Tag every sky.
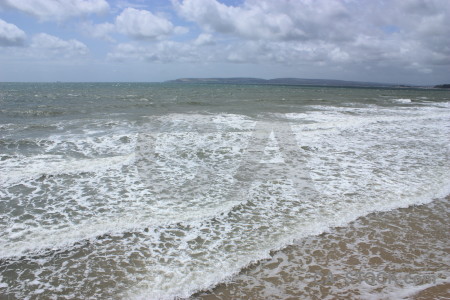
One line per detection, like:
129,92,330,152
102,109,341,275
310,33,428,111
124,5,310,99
0,0,449,84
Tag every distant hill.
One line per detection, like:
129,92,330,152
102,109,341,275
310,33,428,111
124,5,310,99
166,77,398,87
434,84,450,89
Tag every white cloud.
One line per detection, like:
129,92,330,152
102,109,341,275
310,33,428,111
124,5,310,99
0,18,26,46
115,7,186,40
81,21,116,41
194,33,214,46
220,40,350,65
114,0,149,11
173,0,349,41
0,0,109,22
107,41,199,63
83,7,187,41
31,33,89,57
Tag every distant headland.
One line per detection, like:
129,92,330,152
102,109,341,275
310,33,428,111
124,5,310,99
434,84,450,89
166,77,444,89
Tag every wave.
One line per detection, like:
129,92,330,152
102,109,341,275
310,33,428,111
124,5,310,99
1,103,449,298
0,109,66,117
0,154,134,187
392,98,412,103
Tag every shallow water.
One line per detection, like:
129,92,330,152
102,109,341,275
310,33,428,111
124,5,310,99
194,197,450,300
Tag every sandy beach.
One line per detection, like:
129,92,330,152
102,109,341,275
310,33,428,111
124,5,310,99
194,196,450,299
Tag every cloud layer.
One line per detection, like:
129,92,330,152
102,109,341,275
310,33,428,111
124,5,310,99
173,0,349,41
168,0,450,72
0,0,449,83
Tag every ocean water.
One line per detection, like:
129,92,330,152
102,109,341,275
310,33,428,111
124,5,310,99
0,83,449,299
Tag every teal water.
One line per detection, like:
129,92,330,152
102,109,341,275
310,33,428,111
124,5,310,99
0,83,449,298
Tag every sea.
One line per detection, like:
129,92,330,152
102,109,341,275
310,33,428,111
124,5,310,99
0,83,449,299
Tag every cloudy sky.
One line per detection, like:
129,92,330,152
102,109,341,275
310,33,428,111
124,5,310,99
0,0,449,84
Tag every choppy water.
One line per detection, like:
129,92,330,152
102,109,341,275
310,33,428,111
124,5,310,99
0,83,449,299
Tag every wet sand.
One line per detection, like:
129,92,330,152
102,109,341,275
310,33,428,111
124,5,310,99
192,196,449,299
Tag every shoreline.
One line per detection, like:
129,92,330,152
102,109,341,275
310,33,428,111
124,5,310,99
192,196,450,299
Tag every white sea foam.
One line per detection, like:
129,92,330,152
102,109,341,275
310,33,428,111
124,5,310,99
0,154,134,186
357,278,450,300
393,98,412,103
127,106,449,298
1,98,449,299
